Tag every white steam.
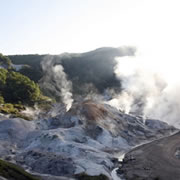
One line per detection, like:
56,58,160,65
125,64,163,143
53,65,73,111
41,56,73,111
110,52,180,127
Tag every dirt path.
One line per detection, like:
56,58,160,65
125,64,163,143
120,131,180,180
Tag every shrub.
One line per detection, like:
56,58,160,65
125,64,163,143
0,159,40,180
0,96,4,104
0,103,18,114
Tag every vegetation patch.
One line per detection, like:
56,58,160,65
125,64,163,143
0,53,12,69
0,54,52,118
0,159,40,180
0,103,32,120
75,173,109,180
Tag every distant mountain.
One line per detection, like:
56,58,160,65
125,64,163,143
9,47,136,100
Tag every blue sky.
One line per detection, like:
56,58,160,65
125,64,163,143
1,0,180,55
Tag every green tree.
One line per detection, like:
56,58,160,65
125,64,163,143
0,69,7,91
4,71,41,104
0,53,12,69
0,68,41,105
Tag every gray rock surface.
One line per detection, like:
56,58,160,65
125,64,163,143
0,100,177,179
16,150,75,176
0,177,7,180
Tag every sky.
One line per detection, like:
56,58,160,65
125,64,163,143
0,0,180,55
1,0,180,125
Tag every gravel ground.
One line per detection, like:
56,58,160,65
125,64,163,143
120,131,180,180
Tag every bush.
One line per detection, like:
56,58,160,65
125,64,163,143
0,96,4,104
0,103,18,114
0,159,40,180
0,103,31,120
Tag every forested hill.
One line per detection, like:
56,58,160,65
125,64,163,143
8,47,135,97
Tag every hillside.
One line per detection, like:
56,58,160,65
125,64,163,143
9,47,135,99
0,54,50,119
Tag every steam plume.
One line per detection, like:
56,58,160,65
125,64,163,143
37,47,180,128
111,53,180,127
40,56,73,111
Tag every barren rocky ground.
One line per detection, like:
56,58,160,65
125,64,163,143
120,131,180,180
0,100,177,179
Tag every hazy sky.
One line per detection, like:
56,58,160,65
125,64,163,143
1,0,180,55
